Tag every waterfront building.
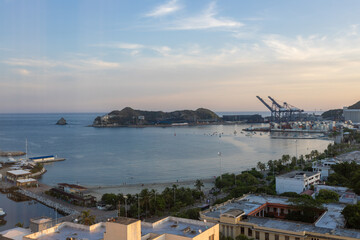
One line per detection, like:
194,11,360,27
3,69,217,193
312,158,341,180
22,216,219,240
275,171,321,194
6,170,31,182
200,194,360,240
49,183,96,207
16,178,38,187
343,107,360,123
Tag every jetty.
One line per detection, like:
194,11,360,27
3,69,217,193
29,155,66,163
0,151,25,157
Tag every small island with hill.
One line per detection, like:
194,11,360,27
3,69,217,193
92,107,221,127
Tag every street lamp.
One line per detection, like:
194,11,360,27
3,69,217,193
218,151,222,180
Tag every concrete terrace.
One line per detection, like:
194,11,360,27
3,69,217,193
203,195,290,219
141,217,215,237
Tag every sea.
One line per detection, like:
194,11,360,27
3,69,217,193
0,111,331,231
0,111,330,186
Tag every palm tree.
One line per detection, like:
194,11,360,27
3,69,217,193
194,179,204,191
78,210,96,226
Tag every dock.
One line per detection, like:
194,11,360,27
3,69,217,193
29,155,66,163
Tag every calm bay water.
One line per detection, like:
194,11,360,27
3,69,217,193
0,113,332,186
0,192,63,232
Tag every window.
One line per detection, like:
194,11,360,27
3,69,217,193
295,238,300,240
281,208,284,214
241,227,244,235
265,233,269,240
255,231,260,240
275,234,279,240
209,235,214,240
274,207,277,213
285,236,289,240
230,227,233,238
248,228,253,237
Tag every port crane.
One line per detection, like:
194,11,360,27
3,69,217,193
256,96,304,123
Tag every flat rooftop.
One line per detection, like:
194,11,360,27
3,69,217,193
141,217,215,237
337,150,360,163
36,225,106,240
203,195,289,219
277,171,319,179
115,217,139,225
202,194,360,239
7,169,31,175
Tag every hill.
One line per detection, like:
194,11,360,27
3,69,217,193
92,107,220,127
321,100,360,120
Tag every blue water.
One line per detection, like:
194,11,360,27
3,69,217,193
0,192,64,232
0,113,332,186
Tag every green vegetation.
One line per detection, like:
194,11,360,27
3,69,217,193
327,161,360,194
30,163,44,174
15,222,24,227
315,189,339,203
342,202,360,229
78,210,96,226
101,185,204,219
287,196,325,223
174,208,200,220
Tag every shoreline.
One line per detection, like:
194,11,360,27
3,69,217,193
84,178,216,199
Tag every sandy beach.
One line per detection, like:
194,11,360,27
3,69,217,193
85,178,216,200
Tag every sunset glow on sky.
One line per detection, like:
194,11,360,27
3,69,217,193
1,0,360,113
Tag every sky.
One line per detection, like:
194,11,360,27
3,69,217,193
1,0,360,113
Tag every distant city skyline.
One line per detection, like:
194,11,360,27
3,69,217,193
1,0,360,113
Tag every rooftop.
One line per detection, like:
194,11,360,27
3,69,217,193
202,195,289,219
277,170,319,179
17,178,37,183
32,223,106,240
114,217,139,225
0,227,31,240
201,194,360,239
7,169,31,175
30,217,52,224
141,217,215,237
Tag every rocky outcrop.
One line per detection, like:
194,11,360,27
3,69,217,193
321,100,360,120
92,107,220,127
56,117,67,125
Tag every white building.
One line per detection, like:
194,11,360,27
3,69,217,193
312,158,341,180
343,107,360,123
276,171,321,194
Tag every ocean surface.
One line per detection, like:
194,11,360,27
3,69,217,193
0,113,332,186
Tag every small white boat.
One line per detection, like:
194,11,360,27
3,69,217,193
0,208,6,217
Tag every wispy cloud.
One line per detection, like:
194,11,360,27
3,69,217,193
93,42,144,50
3,58,120,71
145,0,181,17
169,2,243,30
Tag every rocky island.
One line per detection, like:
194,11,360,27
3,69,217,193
92,107,220,127
56,117,67,125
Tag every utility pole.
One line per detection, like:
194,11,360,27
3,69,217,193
218,152,222,180
124,196,128,218
118,201,121,218
137,195,140,219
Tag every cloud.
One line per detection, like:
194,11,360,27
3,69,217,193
94,42,144,50
15,69,30,76
3,58,120,71
169,2,243,30
145,0,181,17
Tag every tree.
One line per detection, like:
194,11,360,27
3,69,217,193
15,222,24,227
315,189,339,203
195,179,204,191
236,234,253,240
342,202,360,229
78,210,96,226
257,162,266,171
